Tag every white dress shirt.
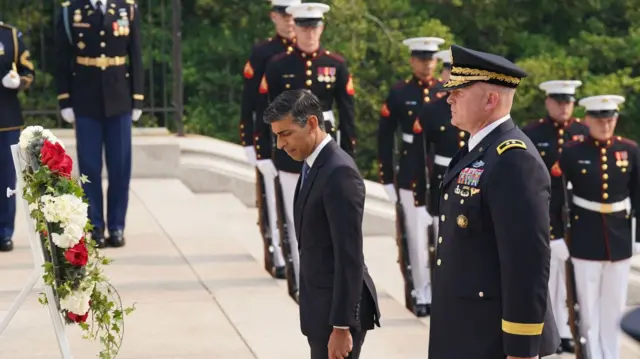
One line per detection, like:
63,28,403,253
305,134,332,169
467,114,511,151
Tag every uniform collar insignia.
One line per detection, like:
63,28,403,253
472,160,484,168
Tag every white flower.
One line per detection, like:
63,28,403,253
38,194,88,248
51,232,81,249
60,287,93,315
18,125,44,150
41,129,65,149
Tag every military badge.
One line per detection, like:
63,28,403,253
550,161,562,177
73,10,82,23
345,75,355,95
243,61,254,79
457,215,468,228
77,41,86,50
380,103,390,118
259,75,268,94
472,160,484,168
412,118,422,134
572,134,584,141
458,168,484,187
0,42,4,56
454,185,470,197
615,151,629,167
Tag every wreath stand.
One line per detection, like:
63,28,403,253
1,144,74,358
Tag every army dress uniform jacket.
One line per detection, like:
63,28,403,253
522,116,589,240
0,23,35,131
557,135,640,261
254,46,356,174
55,0,144,119
376,76,444,200
239,34,294,147
428,118,560,359
412,93,468,214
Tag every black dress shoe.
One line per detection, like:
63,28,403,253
0,237,13,252
272,266,286,279
91,228,107,248
107,230,126,248
414,303,431,317
559,338,575,353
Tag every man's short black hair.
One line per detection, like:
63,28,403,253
263,89,324,129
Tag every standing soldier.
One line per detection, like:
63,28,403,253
433,49,451,82
557,94,640,359
0,22,35,252
254,2,357,302
240,0,300,280
54,0,144,248
377,37,445,317
521,80,588,354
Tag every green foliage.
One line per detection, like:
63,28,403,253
7,0,640,181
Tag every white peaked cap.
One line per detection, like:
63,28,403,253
578,95,625,111
434,49,451,63
286,3,330,18
402,37,445,52
271,0,302,7
538,80,582,95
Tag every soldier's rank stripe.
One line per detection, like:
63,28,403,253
497,139,527,155
501,320,544,336
57,93,70,100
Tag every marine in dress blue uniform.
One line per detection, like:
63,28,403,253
54,0,144,248
521,80,589,354
556,94,640,359
0,22,35,251
376,37,446,317
428,44,560,359
240,0,300,281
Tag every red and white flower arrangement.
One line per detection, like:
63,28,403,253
17,126,134,358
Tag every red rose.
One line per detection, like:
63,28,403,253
67,311,89,323
40,140,73,178
64,239,88,267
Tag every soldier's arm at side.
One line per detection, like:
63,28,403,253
128,1,144,110
239,47,263,147
376,91,397,185
412,105,430,207
629,145,640,242
54,5,73,109
16,31,35,90
253,65,275,160
335,61,356,157
488,148,551,357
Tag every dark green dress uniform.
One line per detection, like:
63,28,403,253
428,44,560,359
54,0,144,248
0,22,35,251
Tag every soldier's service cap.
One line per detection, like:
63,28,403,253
440,45,528,91
578,94,625,118
539,80,582,102
286,3,330,28
270,0,302,14
434,49,452,69
402,37,445,60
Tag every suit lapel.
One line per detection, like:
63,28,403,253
294,140,337,241
442,119,516,187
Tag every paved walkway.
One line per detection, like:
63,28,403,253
0,179,637,358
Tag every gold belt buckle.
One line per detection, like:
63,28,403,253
95,56,108,69
600,203,613,213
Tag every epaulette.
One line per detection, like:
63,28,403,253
617,136,638,147
497,139,527,155
324,50,345,63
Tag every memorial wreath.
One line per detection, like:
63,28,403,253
16,126,134,359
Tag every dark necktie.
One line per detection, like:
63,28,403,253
301,162,310,188
95,1,104,22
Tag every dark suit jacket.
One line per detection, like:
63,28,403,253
294,139,381,339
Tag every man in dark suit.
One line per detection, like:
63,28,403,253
263,89,380,359
428,44,560,359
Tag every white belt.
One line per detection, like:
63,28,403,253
323,111,335,126
434,154,452,167
572,195,631,214
401,133,413,144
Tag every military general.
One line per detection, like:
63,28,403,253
428,44,560,359
0,22,35,252
54,0,144,248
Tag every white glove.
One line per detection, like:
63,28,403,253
244,146,257,166
132,109,142,122
60,108,76,124
417,206,434,227
550,238,570,261
634,242,640,255
383,184,397,203
256,159,277,180
2,70,19,89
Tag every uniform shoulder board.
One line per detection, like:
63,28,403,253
324,50,345,63
617,136,638,147
497,139,527,155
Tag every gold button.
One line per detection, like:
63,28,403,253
558,138,564,145
601,148,607,154
558,129,564,135
459,141,465,147
550,226,553,231
305,80,312,86
603,193,609,200
415,201,419,205
100,42,105,48
460,199,464,204
581,169,586,174
444,194,448,200
408,110,413,115
287,46,293,52
622,168,627,173
603,174,609,180
540,151,546,156
326,84,331,89
574,215,579,220
441,215,445,222
437,259,442,266
479,292,484,298
558,148,563,153
602,156,607,162
459,131,465,138
306,70,312,76
424,97,430,102
423,88,429,94
603,183,608,190
440,126,446,131
551,234,555,239
302,53,307,58
100,30,105,36
602,164,608,170
285,84,290,88
438,237,443,244
306,61,312,67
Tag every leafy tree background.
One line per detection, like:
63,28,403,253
6,0,640,181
